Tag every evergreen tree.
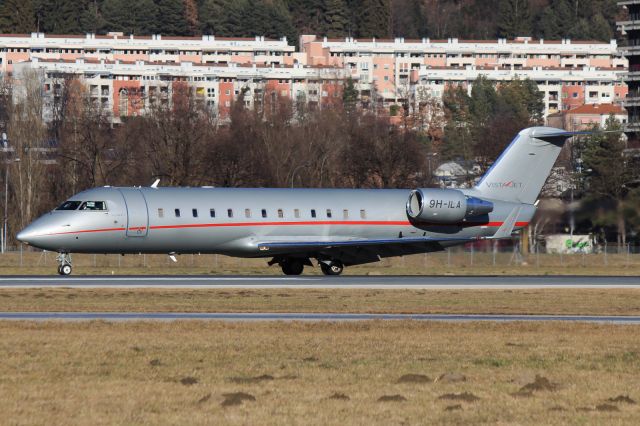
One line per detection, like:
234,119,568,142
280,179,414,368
497,0,531,38
155,0,187,35
357,0,390,38
0,0,35,33
79,0,104,34
589,13,612,41
267,0,295,41
102,0,158,35
199,0,225,34
324,0,348,37
342,77,358,112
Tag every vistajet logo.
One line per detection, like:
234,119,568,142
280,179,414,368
485,180,524,189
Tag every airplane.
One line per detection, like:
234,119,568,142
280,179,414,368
17,126,582,276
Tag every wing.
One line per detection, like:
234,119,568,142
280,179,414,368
256,236,473,266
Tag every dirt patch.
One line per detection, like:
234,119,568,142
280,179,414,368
328,392,350,401
607,395,636,404
436,373,466,383
303,356,318,362
397,374,431,384
378,394,407,402
444,404,462,411
437,392,480,402
576,406,594,412
519,375,557,392
221,392,256,407
197,393,211,404
548,405,566,411
510,389,533,398
596,404,620,412
149,359,161,367
180,376,198,386
229,374,274,384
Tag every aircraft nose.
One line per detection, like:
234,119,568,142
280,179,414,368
17,224,44,246
16,228,33,244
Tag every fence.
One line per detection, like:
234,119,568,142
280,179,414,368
1,244,639,274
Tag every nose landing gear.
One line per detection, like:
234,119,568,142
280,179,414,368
56,253,73,276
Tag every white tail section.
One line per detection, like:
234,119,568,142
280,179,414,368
475,127,584,204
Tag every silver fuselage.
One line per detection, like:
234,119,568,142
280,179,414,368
17,186,534,258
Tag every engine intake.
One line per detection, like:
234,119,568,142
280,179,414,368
406,189,493,224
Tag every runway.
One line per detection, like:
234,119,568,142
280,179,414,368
0,275,638,289
0,311,639,323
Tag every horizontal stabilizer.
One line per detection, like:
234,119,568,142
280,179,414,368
489,206,521,239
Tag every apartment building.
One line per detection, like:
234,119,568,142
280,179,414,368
12,57,349,122
0,32,302,73
618,1,640,134
301,35,627,115
0,32,629,123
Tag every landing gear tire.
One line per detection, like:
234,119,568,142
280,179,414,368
320,260,343,276
281,259,304,275
56,253,73,276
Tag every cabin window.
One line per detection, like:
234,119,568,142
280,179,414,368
227,209,233,218
175,208,181,218
261,209,267,218
192,208,198,218
343,209,349,219
245,209,251,218
360,209,366,219
294,209,300,218
158,208,164,218
311,209,316,218
326,209,332,218
277,209,284,218
56,200,81,210
79,201,107,211
210,209,215,218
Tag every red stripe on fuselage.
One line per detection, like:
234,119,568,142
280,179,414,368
40,221,530,236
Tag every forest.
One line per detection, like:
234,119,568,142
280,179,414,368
0,0,623,43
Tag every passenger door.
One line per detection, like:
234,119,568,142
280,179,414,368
118,188,149,237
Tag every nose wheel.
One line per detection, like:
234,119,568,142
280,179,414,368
56,253,73,276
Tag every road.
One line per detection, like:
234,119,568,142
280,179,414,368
0,275,638,289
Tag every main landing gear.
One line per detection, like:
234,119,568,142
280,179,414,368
56,253,73,276
269,257,344,276
320,260,344,276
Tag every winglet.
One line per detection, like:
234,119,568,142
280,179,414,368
490,206,521,239
151,178,160,189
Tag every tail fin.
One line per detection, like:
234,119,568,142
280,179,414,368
475,127,587,204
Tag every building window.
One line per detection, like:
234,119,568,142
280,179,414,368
192,208,198,218
311,209,316,218
227,209,233,218
326,209,332,218
261,209,267,218
158,208,164,218
175,208,181,218
210,209,215,218
343,209,349,219
277,209,284,218
245,208,251,218
360,209,366,219
294,209,300,218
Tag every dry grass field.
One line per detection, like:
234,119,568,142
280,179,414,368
1,250,640,275
0,321,639,425
1,288,640,316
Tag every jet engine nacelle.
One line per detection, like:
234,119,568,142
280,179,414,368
406,188,494,224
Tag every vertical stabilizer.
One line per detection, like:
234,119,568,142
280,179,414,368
474,127,582,204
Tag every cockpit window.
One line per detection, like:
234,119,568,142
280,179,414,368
56,201,81,210
79,201,107,211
